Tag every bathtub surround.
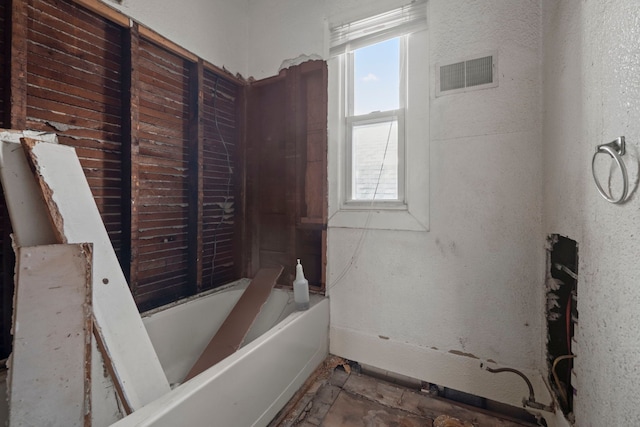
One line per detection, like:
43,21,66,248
113,284,329,426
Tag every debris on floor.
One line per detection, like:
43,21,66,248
433,415,475,427
269,357,542,427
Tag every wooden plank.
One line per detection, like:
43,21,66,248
70,0,129,28
10,243,92,427
19,137,171,410
0,130,59,247
122,22,139,291
8,0,27,129
184,266,283,381
188,59,204,294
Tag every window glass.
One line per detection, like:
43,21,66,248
351,119,398,200
353,38,400,115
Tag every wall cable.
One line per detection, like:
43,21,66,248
327,119,394,292
209,75,234,288
327,36,406,293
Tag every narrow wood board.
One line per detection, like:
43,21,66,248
20,138,170,410
0,130,59,247
9,244,92,427
184,266,283,381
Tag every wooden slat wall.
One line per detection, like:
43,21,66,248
201,69,239,290
25,0,124,258
135,38,191,308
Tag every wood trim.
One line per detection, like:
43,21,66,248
68,0,247,85
203,59,245,86
7,0,27,129
138,25,197,62
71,0,129,27
121,22,140,295
188,59,204,294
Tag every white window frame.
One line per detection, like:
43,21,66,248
328,3,429,232
344,36,407,208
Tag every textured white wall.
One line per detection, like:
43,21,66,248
543,0,640,425
107,0,249,77
247,0,548,408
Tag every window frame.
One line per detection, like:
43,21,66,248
343,36,407,209
327,4,429,232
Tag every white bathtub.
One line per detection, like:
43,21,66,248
111,279,329,427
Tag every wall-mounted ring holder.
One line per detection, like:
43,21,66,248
592,136,629,204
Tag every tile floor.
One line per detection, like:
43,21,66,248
269,357,542,427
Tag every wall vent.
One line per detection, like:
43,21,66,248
436,53,497,96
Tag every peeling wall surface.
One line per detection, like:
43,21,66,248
108,0,249,77
543,0,640,425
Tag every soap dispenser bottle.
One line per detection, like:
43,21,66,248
293,259,310,311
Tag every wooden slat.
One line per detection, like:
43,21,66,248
188,60,204,293
26,0,124,259
184,266,282,381
122,22,139,289
8,0,28,129
136,38,191,302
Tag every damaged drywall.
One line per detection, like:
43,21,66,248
278,54,323,74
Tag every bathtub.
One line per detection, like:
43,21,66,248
111,279,329,427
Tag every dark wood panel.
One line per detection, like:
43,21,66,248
136,38,191,300
246,62,328,288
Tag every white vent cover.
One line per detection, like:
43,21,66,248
436,53,498,96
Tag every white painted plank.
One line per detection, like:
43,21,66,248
9,244,92,427
22,139,170,410
0,130,59,247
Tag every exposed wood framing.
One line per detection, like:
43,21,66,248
246,62,328,289
121,22,140,292
7,0,27,129
188,59,204,294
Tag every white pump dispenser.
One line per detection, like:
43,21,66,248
293,259,310,311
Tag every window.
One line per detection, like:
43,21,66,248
346,37,405,204
328,2,429,231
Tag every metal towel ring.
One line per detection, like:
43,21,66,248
592,136,628,204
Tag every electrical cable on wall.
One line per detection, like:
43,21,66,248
328,120,394,291
328,38,407,293
209,75,234,288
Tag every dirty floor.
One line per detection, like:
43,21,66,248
269,357,541,427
